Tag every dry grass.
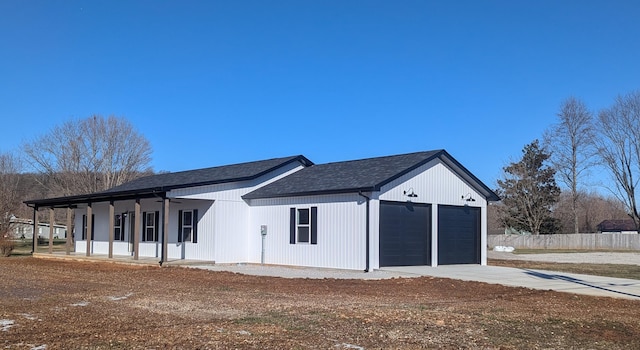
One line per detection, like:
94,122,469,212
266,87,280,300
489,258,640,280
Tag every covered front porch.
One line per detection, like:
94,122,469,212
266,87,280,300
25,189,213,263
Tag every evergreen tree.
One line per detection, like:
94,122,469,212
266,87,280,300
497,140,561,234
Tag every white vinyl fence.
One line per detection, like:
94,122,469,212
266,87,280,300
488,234,640,250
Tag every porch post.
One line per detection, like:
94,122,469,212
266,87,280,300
133,198,140,260
66,207,72,255
162,197,170,264
31,206,38,254
48,208,54,254
86,203,92,257
108,201,114,259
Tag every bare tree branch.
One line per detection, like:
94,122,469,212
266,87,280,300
0,152,22,237
543,96,595,233
594,91,640,229
23,115,153,197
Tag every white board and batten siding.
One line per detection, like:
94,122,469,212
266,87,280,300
74,198,216,261
377,158,488,266
248,193,368,270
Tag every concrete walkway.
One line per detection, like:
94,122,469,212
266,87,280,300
382,265,640,300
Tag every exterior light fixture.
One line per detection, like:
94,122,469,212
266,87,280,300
404,188,418,198
462,193,476,202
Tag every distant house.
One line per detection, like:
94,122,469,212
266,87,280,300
24,150,499,270
8,216,68,239
597,219,638,234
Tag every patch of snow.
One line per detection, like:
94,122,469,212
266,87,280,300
71,301,90,307
109,292,133,301
236,330,251,335
493,245,515,252
335,343,364,350
31,345,47,350
1,319,15,331
21,313,37,320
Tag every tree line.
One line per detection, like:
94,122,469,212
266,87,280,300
495,91,640,234
0,115,153,240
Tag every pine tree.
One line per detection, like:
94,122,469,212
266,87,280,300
497,140,561,234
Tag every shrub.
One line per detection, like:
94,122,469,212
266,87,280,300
0,239,15,257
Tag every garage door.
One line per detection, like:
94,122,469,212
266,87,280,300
438,205,481,265
379,201,431,266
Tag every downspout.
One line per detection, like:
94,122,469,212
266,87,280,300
358,191,370,272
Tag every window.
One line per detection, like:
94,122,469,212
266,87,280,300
142,211,159,242
81,214,95,240
290,207,317,244
114,214,123,241
178,209,198,243
297,209,310,243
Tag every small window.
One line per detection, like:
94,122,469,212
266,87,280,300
143,211,159,242
114,215,122,241
82,214,95,240
178,209,198,243
297,209,310,243
290,207,317,245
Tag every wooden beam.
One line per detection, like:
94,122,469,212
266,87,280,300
133,199,140,260
32,206,38,254
66,207,72,255
108,201,114,259
162,198,170,264
48,208,54,254
86,204,92,257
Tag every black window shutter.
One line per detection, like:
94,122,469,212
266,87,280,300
154,211,160,242
289,208,296,244
178,210,183,243
119,215,125,241
193,209,198,243
142,212,147,242
91,214,95,240
82,215,86,240
311,206,318,245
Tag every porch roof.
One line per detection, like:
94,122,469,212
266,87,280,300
24,155,313,208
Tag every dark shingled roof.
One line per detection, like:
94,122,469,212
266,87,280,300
24,155,312,207
597,219,638,232
243,150,499,201
102,155,312,193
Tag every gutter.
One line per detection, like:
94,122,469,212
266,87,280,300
358,191,370,272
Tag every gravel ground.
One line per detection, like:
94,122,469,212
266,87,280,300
488,250,640,265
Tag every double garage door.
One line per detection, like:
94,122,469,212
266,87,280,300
379,201,480,266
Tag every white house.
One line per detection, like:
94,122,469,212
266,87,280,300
8,216,67,240
25,150,499,271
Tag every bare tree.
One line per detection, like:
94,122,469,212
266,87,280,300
0,152,22,238
543,97,595,233
496,140,561,235
23,115,153,196
552,191,627,233
594,91,640,229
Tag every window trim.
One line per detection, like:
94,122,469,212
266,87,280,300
142,211,159,242
290,206,317,245
178,209,198,243
114,214,123,241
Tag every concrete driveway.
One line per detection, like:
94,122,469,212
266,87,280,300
381,265,640,300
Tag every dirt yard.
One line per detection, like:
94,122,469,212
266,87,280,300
1,257,639,349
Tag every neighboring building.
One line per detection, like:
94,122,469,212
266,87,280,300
597,219,639,234
24,150,499,270
8,216,68,239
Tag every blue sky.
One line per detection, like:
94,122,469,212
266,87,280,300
1,1,639,188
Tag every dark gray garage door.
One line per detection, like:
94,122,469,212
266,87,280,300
438,205,481,265
379,201,431,266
